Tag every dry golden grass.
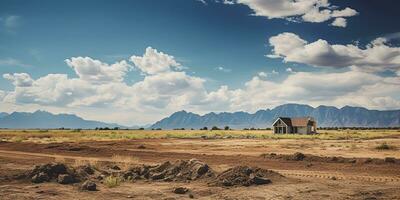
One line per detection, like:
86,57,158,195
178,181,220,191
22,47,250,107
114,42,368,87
0,129,399,143
71,158,101,168
104,176,122,188
110,154,139,170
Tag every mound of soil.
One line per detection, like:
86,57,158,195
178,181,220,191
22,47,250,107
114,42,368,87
27,163,77,184
209,166,282,187
17,163,100,185
122,159,214,182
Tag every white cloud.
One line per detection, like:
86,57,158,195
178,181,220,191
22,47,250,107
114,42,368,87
204,70,400,112
2,47,399,125
257,70,278,78
258,72,267,77
331,17,347,27
268,32,400,73
196,0,208,5
65,57,130,83
222,0,358,27
1,47,208,124
3,73,33,87
215,66,232,72
130,47,182,75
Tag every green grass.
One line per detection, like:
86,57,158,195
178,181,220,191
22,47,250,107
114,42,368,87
0,129,398,143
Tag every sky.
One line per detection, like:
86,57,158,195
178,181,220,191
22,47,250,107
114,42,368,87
0,0,399,126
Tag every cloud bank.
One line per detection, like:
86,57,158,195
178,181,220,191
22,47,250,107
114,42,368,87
1,45,399,125
268,32,400,74
222,0,358,27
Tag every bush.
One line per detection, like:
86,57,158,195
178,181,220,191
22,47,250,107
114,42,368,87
224,126,230,130
375,143,393,150
104,176,122,188
211,126,220,130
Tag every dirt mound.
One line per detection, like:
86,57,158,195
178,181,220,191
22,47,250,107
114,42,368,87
26,163,77,184
17,163,100,185
74,164,101,181
209,166,282,187
122,158,214,182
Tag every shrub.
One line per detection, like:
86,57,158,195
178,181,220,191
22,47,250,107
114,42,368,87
12,136,24,143
211,126,220,130
224,126,230,130
375,143,393,150
104,176,122,188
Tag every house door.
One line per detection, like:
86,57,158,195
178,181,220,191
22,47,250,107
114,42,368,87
283,127,286,133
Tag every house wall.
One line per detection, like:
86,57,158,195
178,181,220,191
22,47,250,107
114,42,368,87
273,119,290,134
296,126,308,134
274,126,289,134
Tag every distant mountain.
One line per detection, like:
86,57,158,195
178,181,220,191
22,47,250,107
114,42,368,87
0,110,124,129
0,112,8,119
151,104,400,129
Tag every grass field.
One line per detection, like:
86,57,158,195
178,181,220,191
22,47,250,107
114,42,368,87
0,129,399,143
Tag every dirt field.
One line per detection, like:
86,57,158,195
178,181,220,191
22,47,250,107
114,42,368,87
0,130,399,199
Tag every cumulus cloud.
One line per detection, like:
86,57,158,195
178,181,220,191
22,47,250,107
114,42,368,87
331,17,346,27
130,47,182,75
2,46,400,124
204,70,400,111
65,57,130,83
258,72,267,77
3,73,33,87
222,0,358,27
2,47,208,118
268,32,400,73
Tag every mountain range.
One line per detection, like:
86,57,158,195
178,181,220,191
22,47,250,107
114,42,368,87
0,104,399,129
0,110,124,129
151,104,400,129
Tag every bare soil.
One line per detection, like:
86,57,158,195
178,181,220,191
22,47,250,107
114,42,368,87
0,137,399,200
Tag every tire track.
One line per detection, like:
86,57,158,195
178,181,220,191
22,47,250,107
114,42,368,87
274,169,400,183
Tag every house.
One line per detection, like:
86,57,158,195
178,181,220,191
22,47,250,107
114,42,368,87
272,117,317,134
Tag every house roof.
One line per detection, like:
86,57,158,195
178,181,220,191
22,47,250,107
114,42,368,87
291,117,313,126
273,117,315,127
279,117,292,126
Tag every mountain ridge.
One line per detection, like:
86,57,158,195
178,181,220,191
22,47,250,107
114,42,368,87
0,110,126,129
151,104,400,129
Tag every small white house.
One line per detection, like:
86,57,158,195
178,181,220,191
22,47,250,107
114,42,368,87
272,117,317,134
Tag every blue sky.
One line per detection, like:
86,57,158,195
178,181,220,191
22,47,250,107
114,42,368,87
1,0,400,125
